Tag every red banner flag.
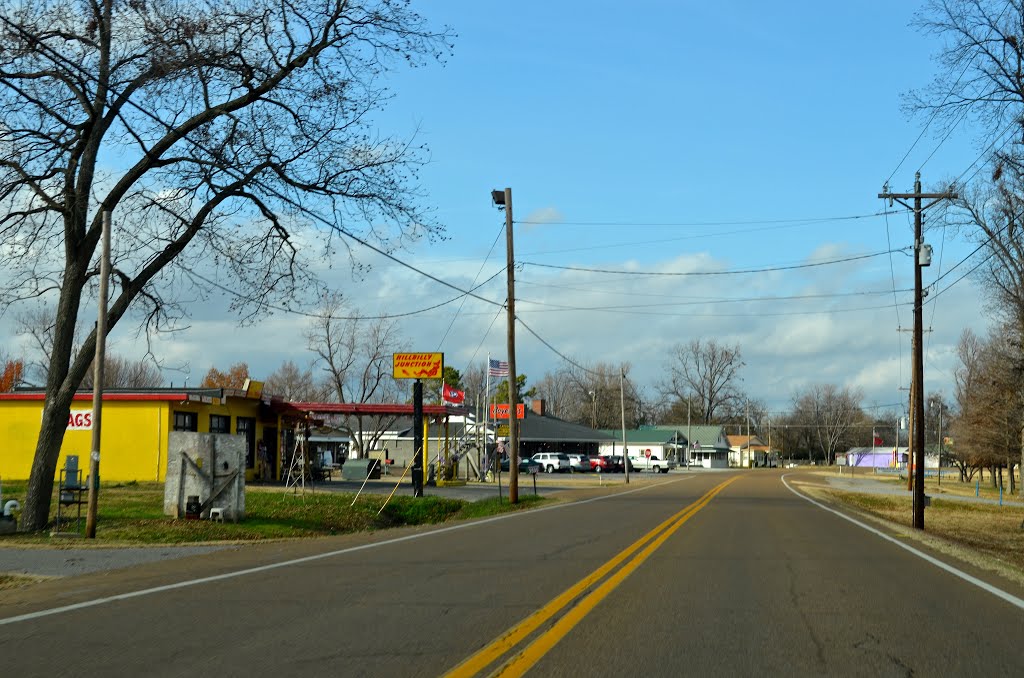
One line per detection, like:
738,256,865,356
442,383,465,405
873,435,883,446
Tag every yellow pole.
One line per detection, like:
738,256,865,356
423,416,429,482
377,463,413,516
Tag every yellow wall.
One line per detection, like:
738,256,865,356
0,396,271,483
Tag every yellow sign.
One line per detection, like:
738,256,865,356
393,352,444,379
243,379,264,399
496,424,510,437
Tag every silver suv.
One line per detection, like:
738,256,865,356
567,453,591,472
531,452,570,473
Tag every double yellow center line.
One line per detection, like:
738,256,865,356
445,475,739,678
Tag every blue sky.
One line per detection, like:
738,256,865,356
2,1,992,420
325,1,985,414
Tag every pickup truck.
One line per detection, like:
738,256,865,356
628,454,677,473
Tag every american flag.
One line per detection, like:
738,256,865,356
488,358,510,378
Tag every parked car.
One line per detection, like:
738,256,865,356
531,452,571,473
590,455,612,473
567,453,591,473
607,455,634,473
500,456,542,474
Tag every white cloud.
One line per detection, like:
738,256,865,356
520,207,564,232
0,221,992,422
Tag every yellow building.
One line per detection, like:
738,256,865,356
0,387,290,482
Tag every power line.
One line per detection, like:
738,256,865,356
180,264,505,320
465,304,507,372
521,247,908,277
436,223,506,349
448,297,913,319
882,201,906,390
515,316,602,378
516,278,913,304
514,210,901,228
511,301,912,318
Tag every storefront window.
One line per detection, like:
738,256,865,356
210,414,231,434
173,411,198,432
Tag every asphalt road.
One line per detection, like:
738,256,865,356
2,470,1023,677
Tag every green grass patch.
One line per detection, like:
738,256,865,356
0,481,549,545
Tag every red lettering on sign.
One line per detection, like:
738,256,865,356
66,410,94,430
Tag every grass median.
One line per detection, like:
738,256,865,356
0,480,548,546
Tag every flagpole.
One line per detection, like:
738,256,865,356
441,377,447,475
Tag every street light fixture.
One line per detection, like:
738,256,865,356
588,390,596,428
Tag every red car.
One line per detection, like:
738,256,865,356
589,455,612,473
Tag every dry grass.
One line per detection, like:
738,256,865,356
0,573,51,591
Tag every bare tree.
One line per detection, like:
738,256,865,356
910,1,1024,491
461,362,486,413
531,361,644,429
718,397,770,438
306,295,407,457
81,354,162,389
20,305,160,388
659,339,744,425
264,360,328,402
1,1,452,530
16,305,70,386
952,328,1023,491
531,367,583,422
790,384,865,465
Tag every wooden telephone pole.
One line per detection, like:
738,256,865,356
879,173,956,530
85,210,111,538
492,187,519,504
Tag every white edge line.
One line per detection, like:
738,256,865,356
0,474,694,626
782,473,1024,611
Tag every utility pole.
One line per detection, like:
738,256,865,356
745,399,750,468
493,187,519,504
879,173,957,530
907,367,915,494
686,400,691,469
936,402,943,489
85,210,111,539
620,367,629,484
